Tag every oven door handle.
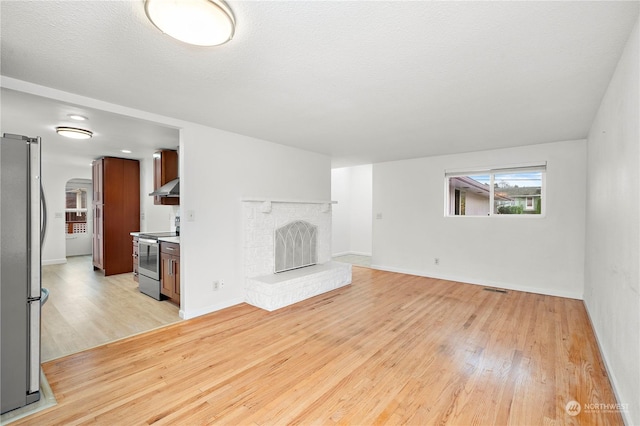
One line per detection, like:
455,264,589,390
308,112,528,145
139,238,158,245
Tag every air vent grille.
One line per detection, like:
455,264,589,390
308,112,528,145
483,287,508,294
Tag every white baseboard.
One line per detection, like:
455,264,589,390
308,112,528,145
332,251,372,257
369,263,583,300
332,251,351,257
583,301,633,426
349,251,372,257
180,296,245,320
42,258,67,266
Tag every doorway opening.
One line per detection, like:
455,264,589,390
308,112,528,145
64,178,92,257
330,164,373,268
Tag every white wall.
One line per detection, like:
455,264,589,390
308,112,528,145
584,17,639,426
372,139,587,299
331,168,352,256
349,165,373,255
179,123,331,319
331,165,372,256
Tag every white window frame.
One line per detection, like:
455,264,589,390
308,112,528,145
444,162,546,218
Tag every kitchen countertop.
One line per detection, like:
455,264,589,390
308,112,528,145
130,231,180,244
159,236,180,244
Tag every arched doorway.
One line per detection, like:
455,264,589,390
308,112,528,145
64,178,92,257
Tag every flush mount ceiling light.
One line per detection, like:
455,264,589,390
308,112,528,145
56,127,93,140
144,0,235,47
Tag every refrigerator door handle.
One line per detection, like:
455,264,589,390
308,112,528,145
41,183,47,247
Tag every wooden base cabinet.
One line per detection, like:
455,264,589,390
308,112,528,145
132,236,139,282
92,157,140,276
160,242,180,305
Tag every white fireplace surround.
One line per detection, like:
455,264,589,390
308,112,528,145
243,200,332,276
242,200,352,311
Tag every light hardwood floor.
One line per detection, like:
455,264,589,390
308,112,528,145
18,267,621,425
41,256,181,361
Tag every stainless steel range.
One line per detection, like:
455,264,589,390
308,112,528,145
137,232,176,300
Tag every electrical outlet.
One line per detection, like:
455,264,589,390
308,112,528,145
213,280,219,291
434,258,440,265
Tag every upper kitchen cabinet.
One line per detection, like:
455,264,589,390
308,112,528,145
153,149,179,205
92,157,140,276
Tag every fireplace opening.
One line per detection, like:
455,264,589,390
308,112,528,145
274,220,318,273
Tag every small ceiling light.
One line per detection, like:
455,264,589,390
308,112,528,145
121,149,132,154
144,0,235,47
56,127,93,140
68,114,88,121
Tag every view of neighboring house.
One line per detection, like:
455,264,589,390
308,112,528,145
449,176,492,216
448,171,543,216
494,185,542,214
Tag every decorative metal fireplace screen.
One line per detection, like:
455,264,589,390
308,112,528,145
274,220,318,273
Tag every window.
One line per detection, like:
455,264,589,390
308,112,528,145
65,188,88,234
446,164,545,216
526,197,534,209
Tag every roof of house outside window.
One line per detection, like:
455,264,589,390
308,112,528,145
495,186,541,198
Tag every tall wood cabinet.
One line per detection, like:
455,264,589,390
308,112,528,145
153,149,179,205
92,157,140,276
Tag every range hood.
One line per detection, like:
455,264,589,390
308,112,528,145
149,178,179,197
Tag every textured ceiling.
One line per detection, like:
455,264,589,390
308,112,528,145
1,1,638,167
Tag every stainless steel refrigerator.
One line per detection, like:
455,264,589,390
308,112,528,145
1,133,45,414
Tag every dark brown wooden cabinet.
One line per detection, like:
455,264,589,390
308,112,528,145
160,242,180,305
153,149,179,205
92,157,140,276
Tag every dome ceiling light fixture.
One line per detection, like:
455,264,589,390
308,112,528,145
67,114,88,121
144,0,235,47
56,127,93,140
